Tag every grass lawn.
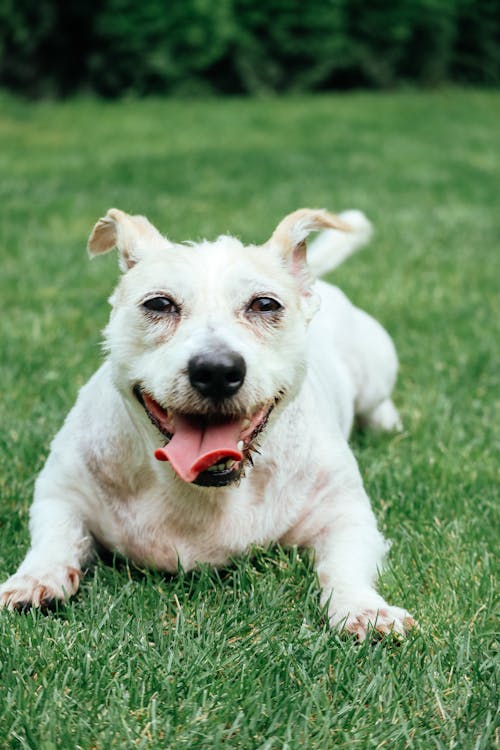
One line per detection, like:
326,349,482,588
0,89,498,749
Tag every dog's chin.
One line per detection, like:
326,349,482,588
192,464,243,488
133,385,280,487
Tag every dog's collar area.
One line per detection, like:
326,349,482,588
133,385,275,486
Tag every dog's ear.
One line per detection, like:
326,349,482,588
87,208,170,272
268,208,352,294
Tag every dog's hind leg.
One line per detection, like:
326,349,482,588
348,310,403,433
359,398,403,432
314,283,402,434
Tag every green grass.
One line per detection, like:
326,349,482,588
0,90,498,749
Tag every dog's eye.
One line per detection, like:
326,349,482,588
247,297,282,314
143,296,179,315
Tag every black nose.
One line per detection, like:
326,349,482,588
188,350,246,400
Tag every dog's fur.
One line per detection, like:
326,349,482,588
0,207,415,639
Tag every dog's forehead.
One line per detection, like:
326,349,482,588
119,235,297,302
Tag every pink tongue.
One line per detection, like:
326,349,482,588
154,414,243,482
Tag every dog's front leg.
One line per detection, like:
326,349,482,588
304,451,415,640
0,496,92,610
314,509,414,640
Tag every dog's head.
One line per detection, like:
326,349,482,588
88,208,351,487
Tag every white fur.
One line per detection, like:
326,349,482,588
0,208,414,640
307,209,373,277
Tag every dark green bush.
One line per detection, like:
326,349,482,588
231,0,347,94
0,0,97,96
452,0,500,84
88,0,234,96
0,0,498,96
0,0,56,95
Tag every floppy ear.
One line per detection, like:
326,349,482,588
267,208,352,294
87,208,170,272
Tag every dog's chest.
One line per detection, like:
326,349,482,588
92,463,304,572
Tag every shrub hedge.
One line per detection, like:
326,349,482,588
0,0,498,96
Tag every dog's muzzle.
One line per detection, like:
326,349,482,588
133,385,275,487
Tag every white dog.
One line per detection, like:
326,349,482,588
0,207,415,639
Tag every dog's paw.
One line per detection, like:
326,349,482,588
330,599,416,641
362,398,403,433
0,566,81,610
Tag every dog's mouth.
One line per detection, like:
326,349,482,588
133,386,274,487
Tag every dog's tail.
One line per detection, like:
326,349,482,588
307,210,373,277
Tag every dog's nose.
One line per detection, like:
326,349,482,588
188,350,246,399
